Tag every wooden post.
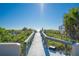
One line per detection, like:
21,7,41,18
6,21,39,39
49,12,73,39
0,43,21,56
71,43,79,56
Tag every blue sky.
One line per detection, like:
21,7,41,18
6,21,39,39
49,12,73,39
0,3,79,30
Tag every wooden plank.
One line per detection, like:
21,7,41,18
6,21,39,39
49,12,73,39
27,32,45,56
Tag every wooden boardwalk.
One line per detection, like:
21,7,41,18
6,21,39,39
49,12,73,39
27,31,45,56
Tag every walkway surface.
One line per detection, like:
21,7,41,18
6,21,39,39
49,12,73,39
27,31,45,56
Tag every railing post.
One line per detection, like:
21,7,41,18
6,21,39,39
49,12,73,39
40,31,50,56
41,31,48,48
24,31,35,56
0,43,21,56
71,43,79,56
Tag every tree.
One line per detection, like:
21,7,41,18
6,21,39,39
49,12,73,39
64,8,79,40
22,27,27,31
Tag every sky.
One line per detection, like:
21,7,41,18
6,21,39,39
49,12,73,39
0,3,79,30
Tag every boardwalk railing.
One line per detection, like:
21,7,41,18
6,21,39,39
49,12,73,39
40,31,50,56
41,32,72,45
40,31,79,56
0,43,21,56
24,31,36,55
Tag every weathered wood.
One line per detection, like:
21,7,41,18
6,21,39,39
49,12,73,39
24,31,35,55
41,32,72,45
0,43,21,56
40,31,50,56
71,43,79,56
27,32,45,56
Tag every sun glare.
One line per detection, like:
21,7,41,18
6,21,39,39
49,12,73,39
40,3,44,13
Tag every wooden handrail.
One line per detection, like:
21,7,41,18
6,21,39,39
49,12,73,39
41,31,79,56
24,31,35,43
41,31,72,45
24,31,36,55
